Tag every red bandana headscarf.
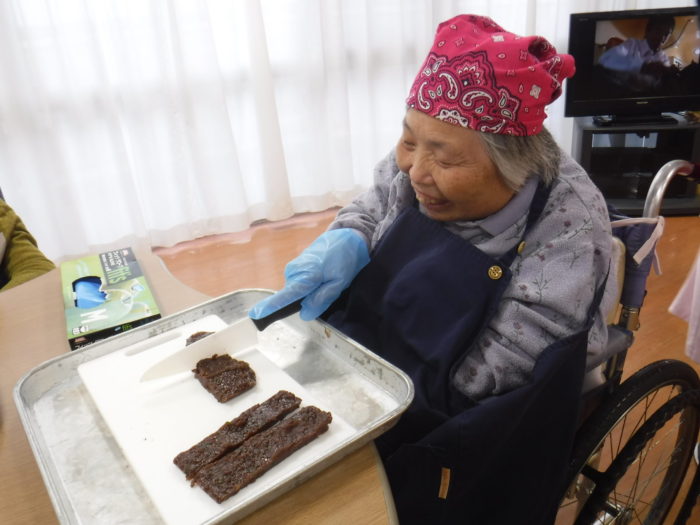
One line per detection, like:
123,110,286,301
406,14,576,136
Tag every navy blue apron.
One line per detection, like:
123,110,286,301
323,183,604,525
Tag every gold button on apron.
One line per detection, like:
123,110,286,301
488,265,503,280
517,241,526,254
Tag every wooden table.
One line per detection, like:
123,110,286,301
0,247,396,524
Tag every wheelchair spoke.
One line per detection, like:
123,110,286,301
634,422,682,486
601,418,685,523
557,362,700,525
630,497,652,524
609,384,683,465
615,411,635,457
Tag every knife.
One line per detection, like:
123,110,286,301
250,298,303,331
140,298,304,382
139,317,259,382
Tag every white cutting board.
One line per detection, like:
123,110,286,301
78,315,355,525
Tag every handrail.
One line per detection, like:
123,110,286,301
642,160,695,218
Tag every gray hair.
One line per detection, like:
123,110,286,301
478,128,561,191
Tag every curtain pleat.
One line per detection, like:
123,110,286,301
0,0,693,261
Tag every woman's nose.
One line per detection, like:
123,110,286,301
407,150,432,184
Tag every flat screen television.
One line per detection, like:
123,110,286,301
565,6,700,125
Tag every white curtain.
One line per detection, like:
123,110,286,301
0,0,693,261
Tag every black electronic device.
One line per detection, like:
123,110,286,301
565,6,700,125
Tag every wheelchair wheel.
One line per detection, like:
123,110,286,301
556,359,700,525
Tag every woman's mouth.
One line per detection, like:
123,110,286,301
415,189,448,207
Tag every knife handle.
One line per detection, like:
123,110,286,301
251,298,304,331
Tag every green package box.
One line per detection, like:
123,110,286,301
61,247,161,350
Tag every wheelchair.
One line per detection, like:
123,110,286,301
555,159,700,525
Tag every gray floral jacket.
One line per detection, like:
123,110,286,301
329,149,617,401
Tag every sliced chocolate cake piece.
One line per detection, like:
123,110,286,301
186,331,213,346
194,406,333,503
193,354,256,403
174,390,301,480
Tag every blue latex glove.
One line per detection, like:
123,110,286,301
249,228,370,321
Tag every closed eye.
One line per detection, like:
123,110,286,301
436,158,456,168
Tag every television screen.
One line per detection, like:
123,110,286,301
565,7,700,123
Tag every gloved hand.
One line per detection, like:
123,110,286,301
248,228,370,321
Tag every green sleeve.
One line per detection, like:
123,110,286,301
0,202,56,290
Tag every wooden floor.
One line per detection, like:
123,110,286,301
153,210,700,523
154,209,340,297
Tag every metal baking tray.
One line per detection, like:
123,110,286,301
14,289,414,524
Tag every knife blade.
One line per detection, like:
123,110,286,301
139,317,258,382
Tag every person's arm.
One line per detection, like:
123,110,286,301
249,149,402,321
598,39,645,73
0,203,55,290
453,172,615,401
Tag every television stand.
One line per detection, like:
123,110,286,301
593,113,681,127
572,116,700,216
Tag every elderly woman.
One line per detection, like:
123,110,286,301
251,14,615,524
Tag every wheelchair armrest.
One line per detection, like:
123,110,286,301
581,325,634,398
605,324,634,357
579,326,633,425
607,236,625,325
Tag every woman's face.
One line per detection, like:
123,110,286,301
396,109,515,222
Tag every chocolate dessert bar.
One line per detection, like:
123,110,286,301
186,331,213,346
194,406,333,503
193,354,256,403
174,390,301,479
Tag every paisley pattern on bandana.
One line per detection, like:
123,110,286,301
405,14,576,136
410,50,526,136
